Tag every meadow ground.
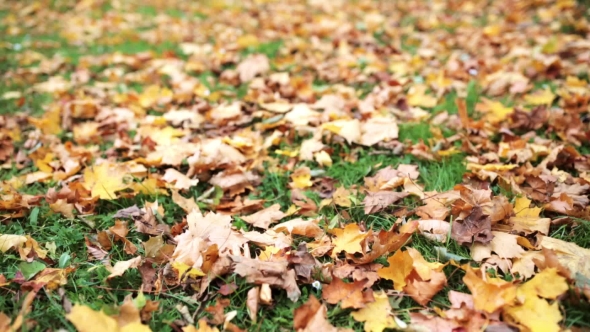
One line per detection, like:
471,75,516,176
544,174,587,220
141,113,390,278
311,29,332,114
1,1,590,331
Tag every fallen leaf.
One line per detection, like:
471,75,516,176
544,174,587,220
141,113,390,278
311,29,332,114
272,218,323,238
294,295,349,332
377,250,414,290
417,219,450,242
162,169,199,190
66,304,151,332
404,270,447,306
246,287,259,323
463,268,516,313
451,206,493,245
236,54,270,82
242,204,285,229
351,291,399,332
231,255,301,301
322,278,374,309
82,162,130,200
0,234,27,252
106,256,142,279
363,191,408,214
330,223,369,255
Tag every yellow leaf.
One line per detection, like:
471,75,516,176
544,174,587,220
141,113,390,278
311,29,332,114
504,268,568,332
66,304,152,332
236,34,259,49
290,167,313,189
466,163,518,172
538,236,590,284
82,162,130,199
331,223,368,255
524,88,555,106
504,296,562,332
332,187,352,207
478,99,514,123
517,268,568,301
377,249,414,290
314,151,332,167
171,261,205,281
463,268,516,313
66,304,122,332
351,291,399,332
182,319,220,332
322,119,361,144
406,247,445,281
514,196,542,218
407,85,437,108
0,234,27,253
28,106,61,135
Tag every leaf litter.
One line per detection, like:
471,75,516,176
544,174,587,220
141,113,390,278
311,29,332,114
1,0,590,331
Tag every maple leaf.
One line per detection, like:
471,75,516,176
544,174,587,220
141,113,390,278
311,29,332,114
272,217,324,238
509,196,550,234
290,167,313,189
321,278,374,309
351,291,400,332
377,249,414,290
332,187,352,207
363,191,408,214
463,268,516,313
504,268,568,332
322,119,361,144
67,304,151,332
417,219,450,242
330,223,369,255
470,231,525,262
173,211,247,269
162,169,199,190
106,256,142,280
538,236,590,281
294,295,352,332
0,234,27,253
360,117,399,146
350,222,417,264
231,255,301,301
242,204,286,229
405,270,447,306
236,54,270,82
451,206,493,245
82,162,131,200
171,190,200,214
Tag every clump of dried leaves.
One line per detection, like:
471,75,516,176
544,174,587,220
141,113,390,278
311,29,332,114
1,0,590,331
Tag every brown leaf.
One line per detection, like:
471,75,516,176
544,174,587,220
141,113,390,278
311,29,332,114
242,204,285,229
218,283,238,296
171,190,200,214
236,54,270,82
231,255,301,301
272,218,323,238
109,220,138,255
138,260,157,293
135,207,170,236
451,206,493,245
294,295,349,332
246,287,260,323
404,270,447,306
322,277,374,309
289,243,321,283
349,221,416,264
363,191,408,214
